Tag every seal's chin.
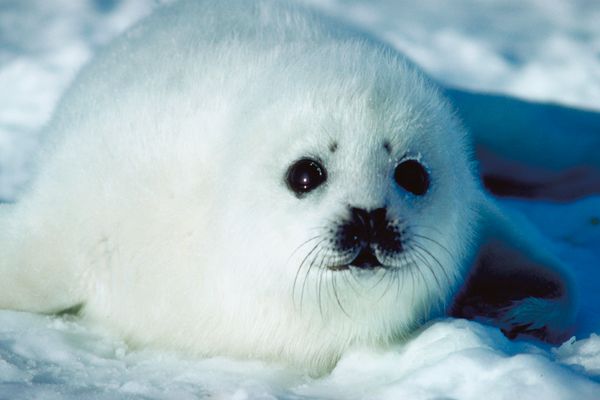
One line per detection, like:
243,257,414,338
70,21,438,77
329,247,385,271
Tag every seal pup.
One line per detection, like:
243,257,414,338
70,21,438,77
0,0,576,372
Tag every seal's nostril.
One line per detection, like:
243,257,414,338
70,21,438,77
350,207,370,229
348,207,388,236
338,221,364,248
370,208,387,227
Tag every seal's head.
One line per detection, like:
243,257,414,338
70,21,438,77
202,42,480,369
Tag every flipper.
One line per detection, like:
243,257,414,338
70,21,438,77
451,187,577,343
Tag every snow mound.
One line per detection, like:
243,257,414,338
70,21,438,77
2,312,599,399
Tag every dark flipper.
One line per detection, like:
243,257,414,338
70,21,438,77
450,200,577,343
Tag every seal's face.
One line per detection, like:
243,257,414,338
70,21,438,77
210,47,479,339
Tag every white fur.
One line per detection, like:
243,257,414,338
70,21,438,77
0,0,574,373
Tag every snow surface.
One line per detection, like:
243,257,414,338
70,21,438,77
1,0,599,398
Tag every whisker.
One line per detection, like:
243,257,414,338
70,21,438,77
376,267,395,302
289,235,322,260
408,223,446,237
316,246,330,317
394,266,404,301
411,233,454,259
411,251,428,311
390,252,406,300
408,254,417,307
339,262,360,296
330,259,351,318
369,264,390,292
292,238,325,306
406,243,443,293
297,239,328,311
408,239,453,289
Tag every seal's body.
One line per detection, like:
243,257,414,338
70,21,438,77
0,0,575,373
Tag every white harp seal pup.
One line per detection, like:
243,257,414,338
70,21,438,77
0,0,577,372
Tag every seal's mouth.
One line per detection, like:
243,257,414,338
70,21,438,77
329,247,383,271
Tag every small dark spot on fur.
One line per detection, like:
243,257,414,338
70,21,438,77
329,142,338,153
383,141,392,154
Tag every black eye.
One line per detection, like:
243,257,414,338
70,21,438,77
286,158,327,195
394,159,430,196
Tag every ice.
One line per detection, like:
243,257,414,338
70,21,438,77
1,313,598,399
305,0,600,110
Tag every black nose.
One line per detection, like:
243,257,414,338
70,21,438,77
338,207,399,249
336,206,403,269
348,207,388,244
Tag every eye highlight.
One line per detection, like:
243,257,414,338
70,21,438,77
286,158,327,195
394,159,430,196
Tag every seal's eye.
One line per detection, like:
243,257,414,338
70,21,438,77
286,158,327,195
394,159,430,196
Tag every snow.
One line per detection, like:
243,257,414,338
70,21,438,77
306,0,600,110
0,0,155,200
1,0,599,398
2,312,599,399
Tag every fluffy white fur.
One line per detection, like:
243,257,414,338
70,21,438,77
0,0,575,373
